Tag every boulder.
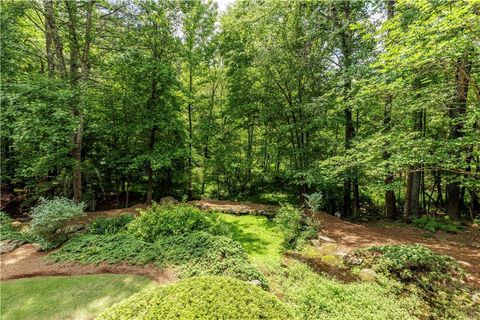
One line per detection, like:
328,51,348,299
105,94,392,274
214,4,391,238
358,268,378,282
159,196,178,204
0,239,25,254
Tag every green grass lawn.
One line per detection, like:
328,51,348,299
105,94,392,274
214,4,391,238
220,213,283,264
0,274,155,320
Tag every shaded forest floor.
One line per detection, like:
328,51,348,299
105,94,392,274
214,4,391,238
2,199,479,287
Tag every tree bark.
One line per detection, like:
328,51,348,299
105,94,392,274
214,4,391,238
446,58,471,219
383,0,397,219
44,0,66,78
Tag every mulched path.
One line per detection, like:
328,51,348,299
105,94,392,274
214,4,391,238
311,211,480,288
0,244,176,284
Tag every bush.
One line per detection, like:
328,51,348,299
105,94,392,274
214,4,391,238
89,214,134,235
49,234,155,265
351,245,472,319
0,212,29,242
127,203,228,242
272,262,417,320
155,231,268,288
97,276,294,320
275,204,318,249
356,245,464,288
29,197,85,248
412,215,462,233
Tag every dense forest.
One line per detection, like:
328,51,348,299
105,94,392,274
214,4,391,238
1,0,479,222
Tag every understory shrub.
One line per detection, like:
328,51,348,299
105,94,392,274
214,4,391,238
127,203,228,242
0,212,29,242
272,262,417,320
351,245,475,319
97,276,294,320
49,234,155,265
89,214,134,235
155,231,268,288
29,197,85,248
275,204,318,249
412,215,462,233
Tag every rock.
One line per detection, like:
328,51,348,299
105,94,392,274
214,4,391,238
310,239,321,247
318,233,336,243
358,268,378,282
159,196,178,204
247,279,262,286
0,239,25,254
57,224,84,235
344,254,363,265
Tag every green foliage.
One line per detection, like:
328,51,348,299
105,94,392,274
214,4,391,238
412,215,462,233
89,214,134,235
155,231,268,288
220,213,283,264
0,212,29,242
29,197,85,248
275,204,318,249
49,234,155,265
270,262,417,320
360,245,464,287
127,203,228,242
97,276,294,320
352,245,473,319
0,274,155,320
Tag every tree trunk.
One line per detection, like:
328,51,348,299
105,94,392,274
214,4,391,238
383,0,397,219
187,65,194,200
445,58,471,219
44,0,66,78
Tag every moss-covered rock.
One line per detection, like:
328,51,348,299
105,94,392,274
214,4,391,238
98,276,294,320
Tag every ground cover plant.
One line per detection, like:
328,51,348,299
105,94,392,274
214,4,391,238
49,234,155,265
97,276,294,320
0,274,155,320
127,203,228,242
411,215,463,233
349,244,477,319
0,212,29,242
29,197,85,248
89,214,134,235
268,262,418,320
50,206,268,288
155,231,268,288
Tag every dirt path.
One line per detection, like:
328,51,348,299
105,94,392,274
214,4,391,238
311,211,480,288
0,244,176,284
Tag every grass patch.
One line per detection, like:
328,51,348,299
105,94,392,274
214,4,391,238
220,213,283,264
0,274,155,320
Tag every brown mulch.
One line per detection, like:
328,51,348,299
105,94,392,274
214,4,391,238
0,244,176,284
310,211,480,288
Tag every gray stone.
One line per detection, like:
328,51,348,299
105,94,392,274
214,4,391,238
344,255,363,265
0,239,25,254
57,224,84,235
247,279,262,286
159,196,178,204
318,233,336,243
358,268,378,282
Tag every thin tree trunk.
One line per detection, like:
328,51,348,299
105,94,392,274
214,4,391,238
384,0,397,219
